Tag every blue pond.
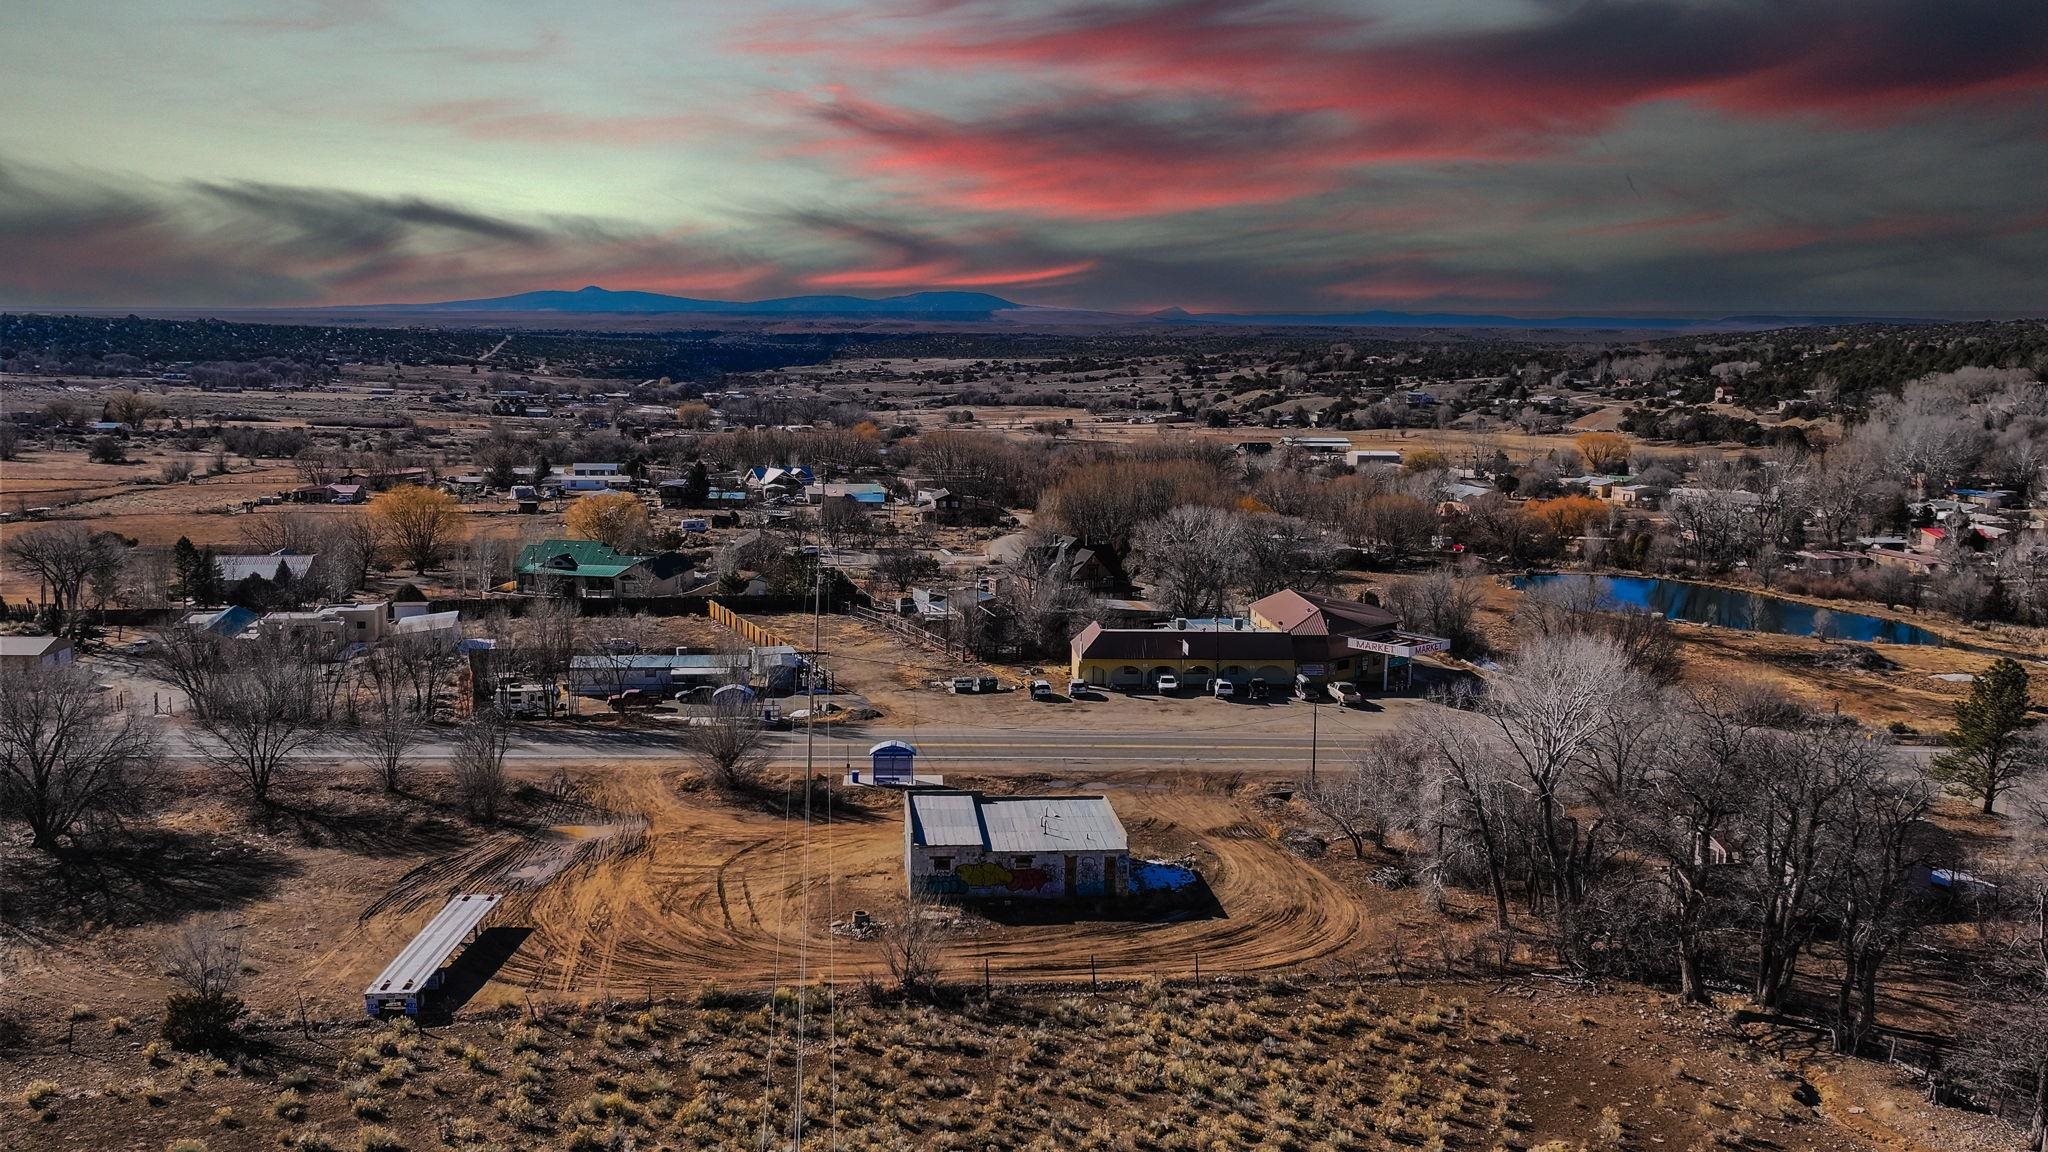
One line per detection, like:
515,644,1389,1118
1512,573,1947,646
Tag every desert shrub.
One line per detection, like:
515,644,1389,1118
162,991,245,1053
272,1089,307,1120
22,1078,60,1110
355,1126,405,1152
165,1139,209,1152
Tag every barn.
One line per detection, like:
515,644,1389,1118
905,791,1130,900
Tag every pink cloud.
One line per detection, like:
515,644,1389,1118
802,257,1095,289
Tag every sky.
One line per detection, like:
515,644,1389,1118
3,0,2046,314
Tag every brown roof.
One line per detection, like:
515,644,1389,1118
1248,589,1398,638
1071,622,1298,664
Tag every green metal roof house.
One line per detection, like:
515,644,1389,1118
515,539,692,599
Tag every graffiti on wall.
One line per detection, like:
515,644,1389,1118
916,857,1059,896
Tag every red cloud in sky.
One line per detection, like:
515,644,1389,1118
803,93,1362,219
753,0,2048,221
803,257,1096,289
1328,265,1548,304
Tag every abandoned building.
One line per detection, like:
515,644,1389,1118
904,790,1131,900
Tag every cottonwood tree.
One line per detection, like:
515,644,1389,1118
3,523,127,625
368,484,465,572
1747,716,1890,1011
1306,732,1426,860
1133,504,1242,618
187,635,326,805
1615,692,1760,1003
1930,657,2042,815
564,490,651,552
1383,565,1487,656
505,599,582,717
343,647,431,792
0,664,162,856
1477,632,1644,914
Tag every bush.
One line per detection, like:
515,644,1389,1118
162,992,244,1053
88,435,127,463
22,1078,59,1110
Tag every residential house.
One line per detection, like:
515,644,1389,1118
0,634,73,672
986,532,1112,591
215,552,318,585
905,791,1131,900
1345,449,1403,469
515,539,692,599
805,481,889,506
1068,588,1448,692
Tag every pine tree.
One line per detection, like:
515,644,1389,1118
1929,657,2041,814
683,459,710,506
171,537,223,604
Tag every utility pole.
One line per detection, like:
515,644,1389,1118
1308,691,1319,789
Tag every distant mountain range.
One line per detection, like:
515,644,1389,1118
1147,308,1937,330
346,285,1934,331
354,285,1021,316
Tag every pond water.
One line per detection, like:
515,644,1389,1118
1511,573,1947,646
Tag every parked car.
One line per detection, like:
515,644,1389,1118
1154,673,1180,694
977,675,999,693
1068,678,1090,698
949,676,978,694
1247,677,1269,701
1331,682,1363,706
1029,679,1053,700
607,689,659,712
1212,679,1236,699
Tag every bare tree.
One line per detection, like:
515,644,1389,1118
344,647,430,792
1304,733,1424,860
1383,565,1487,655
1614,691,1757,1002
1747,715,1890,1011
187,635,326,805
1132,504,1243,618
3,523,127,624
882,892,943,995
1826,768,1932,1054
452,707,513,821
0,664,162,855
681,698,771,792
506,599,582,716
1477,632,1643,914
160,916,245,1052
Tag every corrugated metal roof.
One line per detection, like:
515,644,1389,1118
908,792,983,847
908,792,1127,853
982,796,1127,853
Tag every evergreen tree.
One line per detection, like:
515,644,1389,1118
682,459,711,506
172,536,223,604
484,453,517,493
1929,657,2042,814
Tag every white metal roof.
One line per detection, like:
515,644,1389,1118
365,893,500,998
908,792,983,847
908,792,1127,854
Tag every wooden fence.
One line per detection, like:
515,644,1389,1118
708,600,797,649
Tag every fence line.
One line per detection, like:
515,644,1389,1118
709,599,797,650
